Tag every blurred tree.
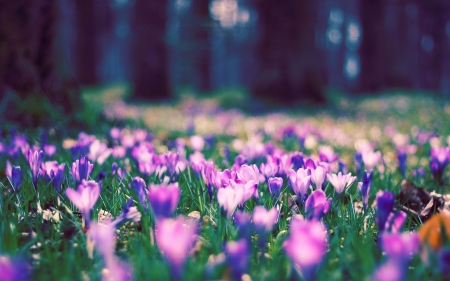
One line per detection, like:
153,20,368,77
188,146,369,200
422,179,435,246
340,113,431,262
252,0,326,103
131,0,171,100
357,0,386,93
418,0,450,90
0,0,81,128
73,0,99,85
191,0,212,93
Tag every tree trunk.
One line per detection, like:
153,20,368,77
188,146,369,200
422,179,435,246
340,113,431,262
131,0,171,100
357,0,386,93
73,0,98,86
252,0,326,104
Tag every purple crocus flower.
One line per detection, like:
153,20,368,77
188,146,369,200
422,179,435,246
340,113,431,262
42,161,66,194
288,168,311,201
327,172,356,195
430,146,450,183
201,161,216,201
379,232,420,262
111,162,124,180
66,180,101,227
163,152,180,177
397,150,407,178
338,161,347,174
0,255,29,281
111,199,142,228
376,191,395,232
291,152,304,170
131,176,147,209
72,156,94,184
283,217,328,281
304,158,317,169
27,149,43,190
6,161,22,191
268,177,283,198
155,217,197,279
225,238,250,281
319,146,339,163
354,152,363,177
148,183,180,218
234,211,252,240
358,170,373,212
384,211,407,233
304,189,332,220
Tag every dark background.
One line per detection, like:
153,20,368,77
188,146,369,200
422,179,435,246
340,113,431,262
1,0,450,110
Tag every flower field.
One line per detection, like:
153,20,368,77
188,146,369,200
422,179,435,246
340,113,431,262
1,92,450,281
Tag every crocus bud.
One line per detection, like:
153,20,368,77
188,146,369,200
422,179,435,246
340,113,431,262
217,186,244,218
148,183,180,218
11,166,23,191
358,170,373,212
376,191,395,232
72,156,94,184
131,177,147,209
268,177,283,198
397,150,407,178
310,166,326,190
27,149,44,190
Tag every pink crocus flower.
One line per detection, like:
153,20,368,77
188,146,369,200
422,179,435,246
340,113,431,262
66,180,101,224
362,150,382,171
319,146,339,163
283,217,328,280
155,217,197,278
217,185,245,217
259,162,278,180
252,206,278,233
190,135,205,151
237,164,260,185
326,172,356,194
310,166,326,190
288,168,311,199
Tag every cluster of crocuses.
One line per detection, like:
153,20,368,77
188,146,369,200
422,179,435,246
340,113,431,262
1,125,449,281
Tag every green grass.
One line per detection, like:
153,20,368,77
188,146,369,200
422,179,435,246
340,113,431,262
1,88,450,280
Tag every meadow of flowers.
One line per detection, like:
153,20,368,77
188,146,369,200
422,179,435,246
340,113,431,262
1,94,450,281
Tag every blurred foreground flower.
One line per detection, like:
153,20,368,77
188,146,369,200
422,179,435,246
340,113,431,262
155,217,197,279
283,218,328,281
225,238,250,281
373,232,420,281
0,255,29,281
